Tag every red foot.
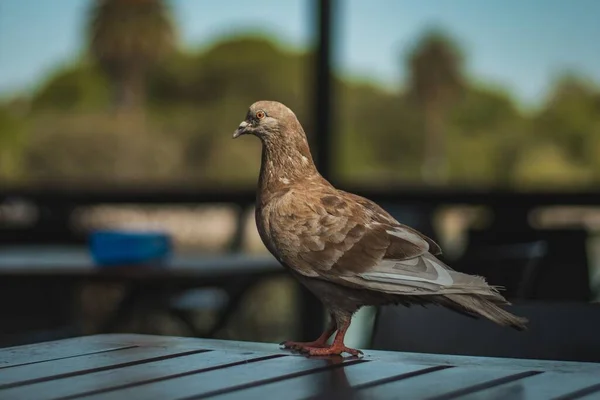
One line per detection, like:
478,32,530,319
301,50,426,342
280,340,328,351
300,344,363,357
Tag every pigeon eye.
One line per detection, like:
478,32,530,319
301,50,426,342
256,111,266,120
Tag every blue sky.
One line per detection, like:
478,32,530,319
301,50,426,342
1,0,600,108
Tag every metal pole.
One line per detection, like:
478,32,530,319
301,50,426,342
313,0,333,182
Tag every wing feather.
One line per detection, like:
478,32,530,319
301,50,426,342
269,186,501,299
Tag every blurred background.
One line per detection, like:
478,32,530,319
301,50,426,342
1,0,600,361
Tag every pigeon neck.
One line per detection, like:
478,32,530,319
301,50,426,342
259,136,319,191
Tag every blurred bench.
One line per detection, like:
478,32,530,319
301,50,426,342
0,247,304,347
461,228,591,301
371,301,600,363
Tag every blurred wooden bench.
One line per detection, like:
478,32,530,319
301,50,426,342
371,300,600,363
0,247,327,347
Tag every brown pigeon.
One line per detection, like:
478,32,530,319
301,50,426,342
233,100,527,356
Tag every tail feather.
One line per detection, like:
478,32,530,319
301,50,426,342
442,293,528,331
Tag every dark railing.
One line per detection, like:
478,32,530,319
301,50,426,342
2,186,600,244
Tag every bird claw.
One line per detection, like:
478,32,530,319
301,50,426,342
299,345,364,357
280,340,327,351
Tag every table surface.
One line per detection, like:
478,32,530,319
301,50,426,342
1,334,600,400
0,246,282,277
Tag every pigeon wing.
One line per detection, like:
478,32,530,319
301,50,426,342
273,187,498,297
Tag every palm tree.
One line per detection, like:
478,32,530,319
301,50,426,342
406,29,464,184
88,0,175,111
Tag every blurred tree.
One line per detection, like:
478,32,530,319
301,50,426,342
148,37,312,184
0,101,28,181
88,0,175,111
514,142,593,189
337,81,422,185
149,37,309,109
533,74,600,179
9,29,600,191
406,29,465,185
32,64,110,111
448,86,528,186
24,112,183,184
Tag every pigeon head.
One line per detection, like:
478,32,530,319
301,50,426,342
233,100,304,143
233,100,318,184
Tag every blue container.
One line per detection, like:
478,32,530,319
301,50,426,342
89,230,172,267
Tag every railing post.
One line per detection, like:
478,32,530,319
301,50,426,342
313,0,334,182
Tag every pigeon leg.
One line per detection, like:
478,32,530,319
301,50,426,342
301,314,363,357
281,314,337,351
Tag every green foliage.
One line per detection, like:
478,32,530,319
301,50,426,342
88,0,175,109
406,28,466,184
514,142,594,189
89,0,175,65
337,81,423,184
534,75,600,161
32,64,111,111
406,28,465,108
2,29,600,190
23,111,184,184
149,37,309,110
447,86,529,185
0,101,27,181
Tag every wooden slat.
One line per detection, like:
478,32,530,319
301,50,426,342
76,334,283,354
454,372,600,400
81,355,362,400
0,347,208,389
0,336,138,369
212,360,446,400
355,366,538,399
118,334,600,374
0,351,282,400
2,334,600,400
571,388,600,400
366,350,600,374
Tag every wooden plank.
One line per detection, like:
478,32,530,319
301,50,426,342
3,334,600,399
355,366,538,399
0,351,282,400
454,372,600,400
76,334,284,353
6,333,599,373
357,352,600,375
103,334,600,375
571,387,600,400
0,346,208,389
81,355,362,400
0,336,138,369
212,360,446,400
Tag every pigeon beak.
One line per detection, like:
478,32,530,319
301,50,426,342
233,121,250,139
